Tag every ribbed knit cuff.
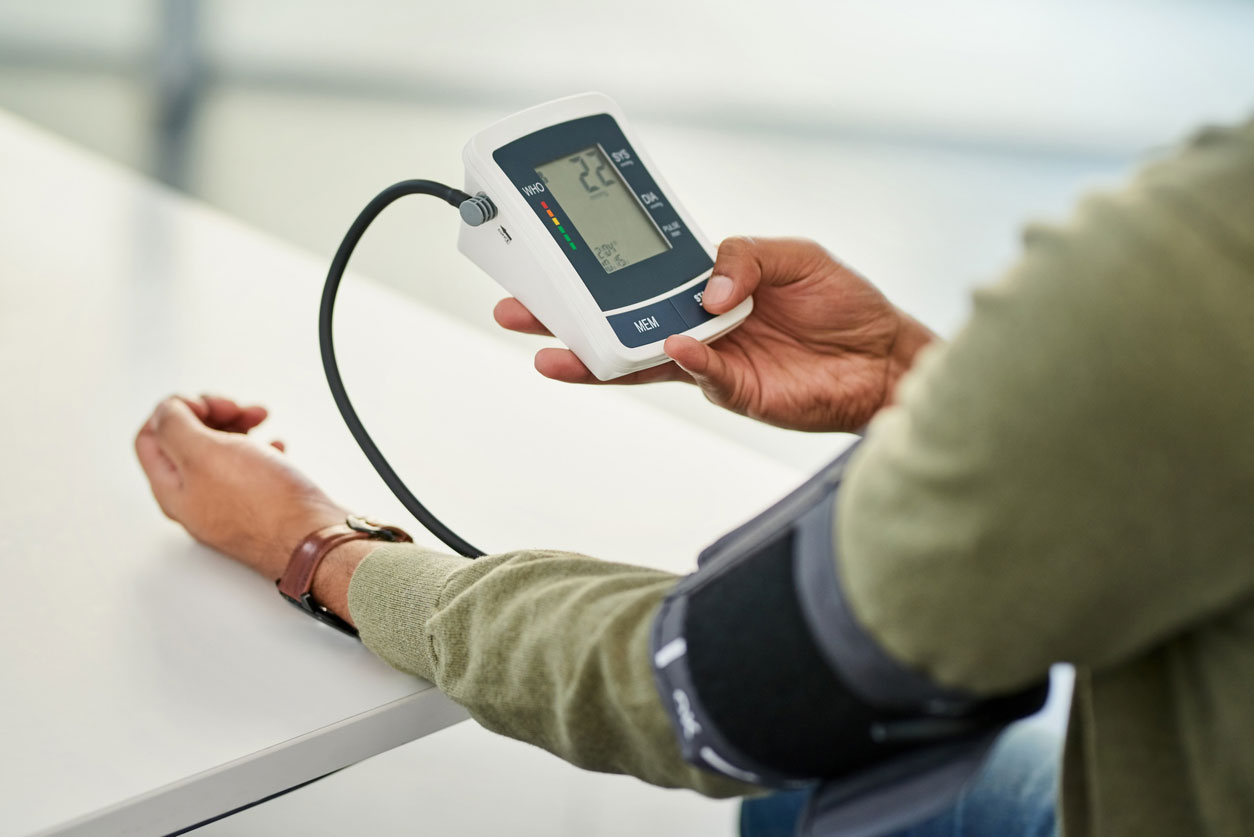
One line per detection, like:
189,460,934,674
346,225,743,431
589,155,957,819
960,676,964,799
347,543,474,682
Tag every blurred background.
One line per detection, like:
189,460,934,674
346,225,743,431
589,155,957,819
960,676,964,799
3,0,1253,472
2,1,1250,833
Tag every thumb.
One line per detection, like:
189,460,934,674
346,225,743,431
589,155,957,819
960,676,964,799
664,335,738,406
702,236,831,314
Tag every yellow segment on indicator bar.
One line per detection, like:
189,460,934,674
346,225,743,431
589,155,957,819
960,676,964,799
551,217,561,225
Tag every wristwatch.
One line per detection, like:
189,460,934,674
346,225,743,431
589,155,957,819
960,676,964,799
277,515,412,637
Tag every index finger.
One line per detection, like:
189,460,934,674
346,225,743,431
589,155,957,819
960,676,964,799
135,425,181,491
182,394,268,433
494,297,553,337
150,397,212,464
534,348,688,386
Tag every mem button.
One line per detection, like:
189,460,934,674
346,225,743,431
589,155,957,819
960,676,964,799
608,298,687,348
668,280,715,328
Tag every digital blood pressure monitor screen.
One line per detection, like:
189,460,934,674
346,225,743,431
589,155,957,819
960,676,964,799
534,146,671,274
493,113,713,313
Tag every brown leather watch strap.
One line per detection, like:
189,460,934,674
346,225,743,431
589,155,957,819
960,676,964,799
277,515,412,637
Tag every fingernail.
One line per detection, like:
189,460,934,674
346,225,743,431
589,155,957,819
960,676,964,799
704,274,734,308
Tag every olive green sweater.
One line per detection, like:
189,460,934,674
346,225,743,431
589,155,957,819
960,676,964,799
348,119,1254,836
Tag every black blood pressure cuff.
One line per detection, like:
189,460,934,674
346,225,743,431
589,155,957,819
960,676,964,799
649,441,1048,836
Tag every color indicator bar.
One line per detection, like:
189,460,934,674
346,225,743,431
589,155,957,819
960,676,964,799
540,200,576,250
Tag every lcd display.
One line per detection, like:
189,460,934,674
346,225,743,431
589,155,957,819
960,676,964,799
535,146,670,274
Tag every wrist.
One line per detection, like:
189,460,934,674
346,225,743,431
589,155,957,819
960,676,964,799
309,538,378,628
884,311,938,406
250,501,348,581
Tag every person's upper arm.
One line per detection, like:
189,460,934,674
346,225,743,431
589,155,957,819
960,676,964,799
837,119,1254,695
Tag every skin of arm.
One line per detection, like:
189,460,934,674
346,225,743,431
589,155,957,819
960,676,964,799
134,123,1254,814
135,237,937,624
133,239,934,793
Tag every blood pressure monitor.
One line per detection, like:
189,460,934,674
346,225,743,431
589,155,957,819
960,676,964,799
321,93,750,557
457,93,752,380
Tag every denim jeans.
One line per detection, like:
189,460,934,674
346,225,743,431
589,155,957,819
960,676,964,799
739,720,1061,837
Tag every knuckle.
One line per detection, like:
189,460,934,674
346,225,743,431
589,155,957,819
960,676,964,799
152,397,178,429
716,235,755,261
793,237,835,269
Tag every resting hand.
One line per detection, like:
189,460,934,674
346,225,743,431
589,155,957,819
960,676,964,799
494,236,936,432
134,395,346,581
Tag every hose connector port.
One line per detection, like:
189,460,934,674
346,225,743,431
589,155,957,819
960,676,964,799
459,192,498,226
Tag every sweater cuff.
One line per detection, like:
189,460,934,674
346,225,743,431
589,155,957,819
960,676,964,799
347,543,473,681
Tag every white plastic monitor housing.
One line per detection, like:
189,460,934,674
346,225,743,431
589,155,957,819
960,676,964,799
457,92,751,380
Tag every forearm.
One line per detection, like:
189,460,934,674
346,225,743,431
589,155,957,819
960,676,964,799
343,543,755,797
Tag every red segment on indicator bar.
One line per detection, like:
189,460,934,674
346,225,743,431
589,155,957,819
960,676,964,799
540,201,549,209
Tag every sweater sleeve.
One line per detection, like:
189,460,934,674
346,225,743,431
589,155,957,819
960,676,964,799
346,120,1253,792
837,119,1254,695
347,544,754,797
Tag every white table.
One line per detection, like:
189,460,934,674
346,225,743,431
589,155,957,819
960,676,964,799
0,111,805,835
